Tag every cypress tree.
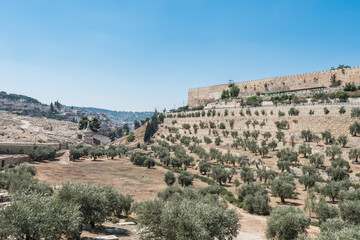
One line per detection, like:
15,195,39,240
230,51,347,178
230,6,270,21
50,102,54,112
144,110,159,142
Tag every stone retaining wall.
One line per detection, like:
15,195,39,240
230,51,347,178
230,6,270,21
0,155,30,168
0,142,60,154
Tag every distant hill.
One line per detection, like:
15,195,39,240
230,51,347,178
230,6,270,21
0,91,41,104
71,106,153,126
0,90,153,129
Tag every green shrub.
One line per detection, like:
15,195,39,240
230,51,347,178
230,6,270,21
127,132,135,142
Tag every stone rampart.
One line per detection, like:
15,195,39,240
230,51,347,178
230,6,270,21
188,67,360,107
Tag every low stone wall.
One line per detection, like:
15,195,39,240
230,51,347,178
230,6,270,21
0,151,65,169
0,155,30,168
0,142,60,154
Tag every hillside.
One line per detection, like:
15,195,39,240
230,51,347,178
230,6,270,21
0,91,41,104
111,123,148,146
72,106,153,126
146,99,360,238
163,101,360,182
0,110,82,146
0,91,119,136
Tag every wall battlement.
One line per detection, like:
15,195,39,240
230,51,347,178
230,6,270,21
188,67,360,107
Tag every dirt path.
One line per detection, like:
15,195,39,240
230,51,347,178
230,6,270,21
236,208,267,240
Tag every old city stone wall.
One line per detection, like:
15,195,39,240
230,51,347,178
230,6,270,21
188,67,360,107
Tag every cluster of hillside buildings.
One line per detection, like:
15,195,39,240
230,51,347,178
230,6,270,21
0,98,118,136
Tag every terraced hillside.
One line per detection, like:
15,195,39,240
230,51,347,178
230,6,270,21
152,101,360,237
165,103,360,177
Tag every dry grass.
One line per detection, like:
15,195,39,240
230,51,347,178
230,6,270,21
32,151,207,202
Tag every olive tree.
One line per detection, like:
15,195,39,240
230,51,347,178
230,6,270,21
240,166,255,184
317,218,360,240
300,129,312,142
271,173,296,203
178,171,194,187
211,165,229,185
106,145,118,159
298,144,312,158
130,152,147,166
349,148,360,163
134,187,240,240
144,158,156,168
164,171,176,186
309,153,325,168
266,206,310,240
198,159,211,175
321,130,332,144
56,183,132,229
320,180,350,203
276,131,285,142
277,160,291,173
277,148,298,165
314,197,339,222
299,165,317,190
268,140,277,151
349,121,360,136
257,167,276,183
237,183,270,215
325,144,342,160
339,200,360,225
325,167,349,181
90,146,105,161
337,135,348,148
0,193,82,240
263,132,272,140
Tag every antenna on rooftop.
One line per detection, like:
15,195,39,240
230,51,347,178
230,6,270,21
228,80,234,88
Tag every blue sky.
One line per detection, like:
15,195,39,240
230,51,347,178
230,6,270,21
0,0,359,111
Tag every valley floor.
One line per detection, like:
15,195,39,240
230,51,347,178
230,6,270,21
31,151,276,239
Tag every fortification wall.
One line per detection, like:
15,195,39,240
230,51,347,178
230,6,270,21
0,142,60,154
188,67,360,107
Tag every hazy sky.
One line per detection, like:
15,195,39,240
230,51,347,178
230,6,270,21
0,0,359,111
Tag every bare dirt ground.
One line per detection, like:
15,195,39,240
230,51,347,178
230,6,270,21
33,151,207,201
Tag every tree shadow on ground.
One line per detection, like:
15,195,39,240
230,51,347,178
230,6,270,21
276,201,302,207
81,225,132,239
29,159,59,165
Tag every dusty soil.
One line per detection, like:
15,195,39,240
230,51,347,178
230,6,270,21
33,151,207,201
